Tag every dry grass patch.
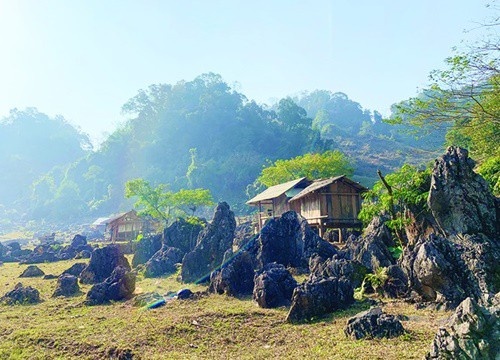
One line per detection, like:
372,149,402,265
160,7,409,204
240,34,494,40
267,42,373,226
0,260,449,359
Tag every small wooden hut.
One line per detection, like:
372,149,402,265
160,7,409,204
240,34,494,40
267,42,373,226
92,210,145,242
288,176,367,236
246,177,311,231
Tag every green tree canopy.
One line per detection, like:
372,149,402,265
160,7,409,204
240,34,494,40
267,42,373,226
256,150,353,187
125,178,214,225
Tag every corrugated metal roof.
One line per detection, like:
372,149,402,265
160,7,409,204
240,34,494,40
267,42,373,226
289,176,367,202
91,212,128,226
246,177,307,205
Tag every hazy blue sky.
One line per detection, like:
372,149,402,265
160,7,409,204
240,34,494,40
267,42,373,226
0,1,493,143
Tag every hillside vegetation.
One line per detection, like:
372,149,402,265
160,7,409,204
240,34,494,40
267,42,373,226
0,74,446,228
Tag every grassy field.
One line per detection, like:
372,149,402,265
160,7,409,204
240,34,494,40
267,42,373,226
0,259,449,360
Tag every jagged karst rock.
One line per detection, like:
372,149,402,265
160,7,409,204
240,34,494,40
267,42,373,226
428,147,498,237
399,147,500,308
341,216,395,271
232,221,255,251
401,233,500,307
181,202,236,283
19,265,45,278
58,234,93,260
382,265,408,299
21,244,58,264
344,307,405,340
256,211,338,269
1,283,41,305
426,296,499,360
85,266,136,305
286,276,354,323
62,263,87,277
52,274,80,297
80,246,131,284
253,262,297,308
309,255,367,289
163,218,204,256
209,251,255,297
144,246,183,278
132,234,162,268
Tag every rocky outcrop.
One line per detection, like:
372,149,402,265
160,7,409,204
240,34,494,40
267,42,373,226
143,246,183,278
344,307,405,340
85,266,136,305
428,147,497,237
131,234,162,268
80,246,131,284
58,234,93,260
209,251,255,297
21,244,59,264
381,265,408,299
426,296,499,359
256,211,338,269
232,222,255,251
401,232,499,307
286,277,354,323
52,274,80,297
341,216,395,271
62,263,87,277
253,262,297,308
1,283,41,305
19,265,45,278
309,255,367,289
181,202,236,283
163,218,204,256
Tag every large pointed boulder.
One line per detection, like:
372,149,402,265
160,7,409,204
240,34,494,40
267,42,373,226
428,146,497,237
256,211,338,269
163,218,204,256
80,245,131,284
181,202,236,283
286,276,354,323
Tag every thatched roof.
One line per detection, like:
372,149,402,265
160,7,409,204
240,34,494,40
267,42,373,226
289,176,367,202
246,177,308,205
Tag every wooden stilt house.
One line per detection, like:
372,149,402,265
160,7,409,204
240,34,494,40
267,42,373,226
247,176,367,237
288,176,367,237
92,210,145,242
246,177,311,231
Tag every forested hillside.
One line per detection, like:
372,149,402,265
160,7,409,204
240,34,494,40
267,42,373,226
0,109,91,224
1,74,447,225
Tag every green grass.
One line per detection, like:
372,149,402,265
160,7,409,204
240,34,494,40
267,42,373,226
0,260,449,359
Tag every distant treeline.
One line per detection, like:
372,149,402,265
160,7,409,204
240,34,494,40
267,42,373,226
0,73,446,225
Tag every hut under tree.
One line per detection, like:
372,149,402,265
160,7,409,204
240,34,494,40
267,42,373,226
92,210,146,242
247,176,367,239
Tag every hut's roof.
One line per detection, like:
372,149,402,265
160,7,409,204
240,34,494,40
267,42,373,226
91,210,136,226
246,177,308,205
289,176,368,202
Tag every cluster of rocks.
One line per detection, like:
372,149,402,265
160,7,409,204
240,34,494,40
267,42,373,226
0,242,31,263
3,234,94,265
1,283,41,305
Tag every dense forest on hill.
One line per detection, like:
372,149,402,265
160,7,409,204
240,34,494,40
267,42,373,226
0,73,447,226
